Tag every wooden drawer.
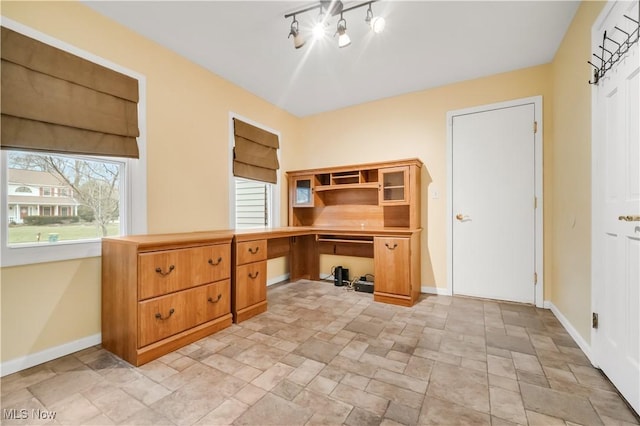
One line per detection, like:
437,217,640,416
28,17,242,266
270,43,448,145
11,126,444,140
235,261,267,310
138,244,230,300
195,279,231,324
138,281,230,347
138,287,196,347
236,240,267,265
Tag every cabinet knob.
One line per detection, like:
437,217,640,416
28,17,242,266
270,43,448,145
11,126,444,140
155,265,175,276
208,294,222,303
248,271,260,279
248,246,260,254
155,308,175,320
385,243,398,250
208,257,222,266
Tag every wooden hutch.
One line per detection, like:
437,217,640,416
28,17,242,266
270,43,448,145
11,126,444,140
287,158,422,307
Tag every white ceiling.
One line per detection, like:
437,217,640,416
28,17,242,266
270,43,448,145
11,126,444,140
83,1,580,117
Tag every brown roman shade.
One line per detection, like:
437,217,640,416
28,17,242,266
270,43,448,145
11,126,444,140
0,26,140,158
233,118,279,184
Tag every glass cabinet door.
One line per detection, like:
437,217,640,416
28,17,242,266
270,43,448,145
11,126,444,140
293,176,314,207
379,166,409,205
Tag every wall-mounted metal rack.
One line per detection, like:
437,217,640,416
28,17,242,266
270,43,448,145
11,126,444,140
588,2,640,85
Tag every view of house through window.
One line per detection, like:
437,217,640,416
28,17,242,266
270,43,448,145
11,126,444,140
6,151,124,245
235,177,271,229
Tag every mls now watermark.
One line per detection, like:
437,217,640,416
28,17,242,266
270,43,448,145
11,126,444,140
3,408,57,420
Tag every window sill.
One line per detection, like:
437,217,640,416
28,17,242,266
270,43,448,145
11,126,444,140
1,239,102,267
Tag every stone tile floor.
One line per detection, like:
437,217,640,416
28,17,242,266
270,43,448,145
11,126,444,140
1,280,639,425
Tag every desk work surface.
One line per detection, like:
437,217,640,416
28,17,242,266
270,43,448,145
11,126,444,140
232,226,421,241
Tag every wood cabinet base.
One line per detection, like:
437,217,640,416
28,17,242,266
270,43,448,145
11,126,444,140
234,301,267,323
373,292,415,307
126,314,232,366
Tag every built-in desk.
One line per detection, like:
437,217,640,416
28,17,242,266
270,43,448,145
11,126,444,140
102,159,424,364
231,226,422,323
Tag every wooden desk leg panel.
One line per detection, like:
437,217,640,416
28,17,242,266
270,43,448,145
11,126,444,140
290,235,319,281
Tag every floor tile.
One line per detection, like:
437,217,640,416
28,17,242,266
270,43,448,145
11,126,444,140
195,398,248,425
489,386,527,424
234,393,313,425
418,396,491,425
384,401,420,425
345,407,382,426
293,338,343,364
426,362,489,413
330,383,389,417
28,369,103,406
486,332,536,355
366,379,424,410
520,382,604,425
293,388,352,424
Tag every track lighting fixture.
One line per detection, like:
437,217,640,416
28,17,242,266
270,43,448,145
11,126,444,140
284,0,385,50
335,14,351,48
288,17,305,49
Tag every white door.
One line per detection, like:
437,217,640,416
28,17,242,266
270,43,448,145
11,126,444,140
452,103,536,304
592,1,639,414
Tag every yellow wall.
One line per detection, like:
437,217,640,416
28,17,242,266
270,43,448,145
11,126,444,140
300,65,554,291
1,259,101,359
1,0,606,364
0,1,299,363
550,0,605,343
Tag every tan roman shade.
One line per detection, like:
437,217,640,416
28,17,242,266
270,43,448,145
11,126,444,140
233,118,279,184
0,26,140,158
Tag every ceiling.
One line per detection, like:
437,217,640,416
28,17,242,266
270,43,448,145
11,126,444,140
83,1,580,117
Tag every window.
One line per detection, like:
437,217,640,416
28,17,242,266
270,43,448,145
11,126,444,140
235,178,272,229
0,22,147,267
229,113,280,229
2,147,145,266
42,187,52,196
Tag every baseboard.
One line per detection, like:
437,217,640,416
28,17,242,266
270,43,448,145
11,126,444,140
0,333,101,377
545,301,594,364
267,273,290,286
422,286,453,295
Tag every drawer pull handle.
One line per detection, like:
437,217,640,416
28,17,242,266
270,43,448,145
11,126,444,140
155,265,175,276
208,294,222,303
385,243,398,250
155,308,175,320
248,246,260,254
208,257,222,266
248,271,260,279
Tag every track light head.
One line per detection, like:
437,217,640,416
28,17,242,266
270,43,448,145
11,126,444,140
365,3,385,33
312,6,327,40
370,16,386,33
288,17,305,49
335,16,351,48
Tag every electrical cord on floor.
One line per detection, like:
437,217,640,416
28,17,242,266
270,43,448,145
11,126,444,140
343,276,359,292
323,266,337,282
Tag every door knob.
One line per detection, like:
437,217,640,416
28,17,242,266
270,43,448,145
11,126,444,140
456,214,469,221
618,215,640,222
